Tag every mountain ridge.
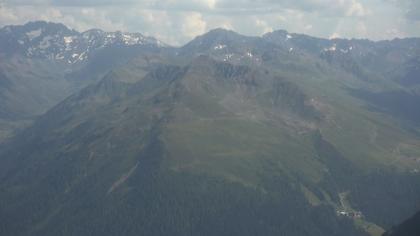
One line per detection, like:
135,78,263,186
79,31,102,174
0,21,169,64
1,21,420,236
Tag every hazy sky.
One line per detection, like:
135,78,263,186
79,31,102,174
1,0,420,45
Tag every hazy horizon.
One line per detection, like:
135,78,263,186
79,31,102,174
1,0,420,45
2,20,418,48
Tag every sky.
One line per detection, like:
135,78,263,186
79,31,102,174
0,0,420,45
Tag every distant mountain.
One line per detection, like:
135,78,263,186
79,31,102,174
0,21,167,64
1,22,420,236
264,30,420,86
0,21,170,142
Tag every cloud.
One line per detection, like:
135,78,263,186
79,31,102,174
0,0,419,45
255,19,273,34
402,1,420,21
214,0,370,17
2,0,137,6
385,0,420,21
346,0,370,17
4,0,370,17
182,12,207,38
0,4,127,32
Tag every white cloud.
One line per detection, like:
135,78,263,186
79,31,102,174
182,12,207,39
0,0,419,44
385,28,406,38
355,21,367,35
78,8,127,31
329,32,341,39
255,19,273,34
385,0,420,21
346,0,370,17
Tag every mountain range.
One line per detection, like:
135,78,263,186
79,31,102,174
0,21,420,236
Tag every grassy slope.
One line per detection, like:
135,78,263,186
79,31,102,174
262,52,420,231
1,49,419,235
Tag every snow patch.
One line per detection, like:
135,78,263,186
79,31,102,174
156,40,166,48
122,33,141,45
77,52,87,61
64,36,73,44
67,52,88,63
324,44,337,52
223,53,234,61
214,44,227,50
18,28,162,62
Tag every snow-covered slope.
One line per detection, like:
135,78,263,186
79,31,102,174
0,21,168,64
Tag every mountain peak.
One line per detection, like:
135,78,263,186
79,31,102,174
0,21,169,64
23,20,68,29
1,20,75,36
199,27,247,41
263,29,295,41
180,28,255,57
22,21,75,35
206,27,237,35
